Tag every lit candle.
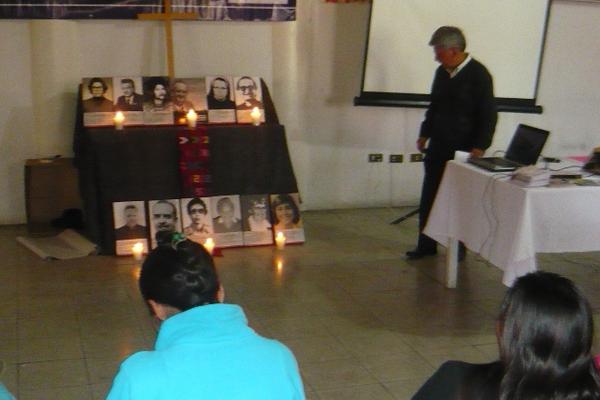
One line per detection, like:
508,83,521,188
114,111,125,130
186,109,198,128
250,107,261,126
132,242,144,261
203,238,215,255
275,231,286,250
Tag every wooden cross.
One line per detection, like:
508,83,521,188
138,0,199,79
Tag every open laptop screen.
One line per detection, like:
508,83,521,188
505,124,550,165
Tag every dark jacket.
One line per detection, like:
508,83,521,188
420,58,497,161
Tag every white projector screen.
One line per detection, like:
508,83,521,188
355,0,550,113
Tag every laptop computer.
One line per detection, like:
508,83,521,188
468,124,550,172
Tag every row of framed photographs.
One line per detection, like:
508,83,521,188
113,193,304,256
82,75,265,127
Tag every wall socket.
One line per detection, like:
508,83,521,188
389,154,403,163
368,153,383,162
410,153,424,162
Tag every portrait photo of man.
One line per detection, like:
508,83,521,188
212,196,242,233
181,197,213,243
82,77,114,113
234,76,263,110
171,79,195,113
113,201,148,241
114,77,144,112
149,199,181,248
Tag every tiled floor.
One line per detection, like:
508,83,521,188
0,207,599,399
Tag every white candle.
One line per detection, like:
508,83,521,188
250,107,261,126
186,109,198,128
275,231,286,250
203,238,215,255
132,242,144,261
114,111,125,130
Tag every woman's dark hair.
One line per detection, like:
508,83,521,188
208,77,231,100
88,77,108,92
139,231,219,312
144,77,170,102
187,198,207,215
271,194,300,224
497,271,600,400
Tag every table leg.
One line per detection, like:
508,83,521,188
446,238,458,288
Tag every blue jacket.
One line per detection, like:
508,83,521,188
107,303,304,399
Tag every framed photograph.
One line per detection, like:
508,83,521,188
180,197,214,245
241,194,273,246
206,76,237,124
82,77,114,126
142,76,174,125
171,78,208,124
112,201,149,256
210,195,243,247
148,199,182,249
270,193,305,244
112,76,144,125
234,76,264,124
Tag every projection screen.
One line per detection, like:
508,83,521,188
355,0,550,113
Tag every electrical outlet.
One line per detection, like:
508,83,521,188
389,154,403,163
368,153,383,162
410,153,424,162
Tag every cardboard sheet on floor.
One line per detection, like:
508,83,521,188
16,229,98,260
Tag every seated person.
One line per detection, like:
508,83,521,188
411,271,600,400
107,231,304,400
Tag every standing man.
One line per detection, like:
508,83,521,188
406,26,497,260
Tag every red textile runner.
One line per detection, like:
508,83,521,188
177,126,212,197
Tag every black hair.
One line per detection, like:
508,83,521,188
187,198,207,215
120,78,135,88
236,76,257,90
88,77,107,93
145,77,170,102
140,231,220,312
496,271,600,400
271,194,300,224
208,77,231,99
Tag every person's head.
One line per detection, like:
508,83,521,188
152,200,177,232
88,77,108,98
187,198,208,227
209,77,230,102
429,26,467,69
172,80,188,104
250,199,268,222
497,271,600,399
120,78,135,97
271,194,300,227
123,204,139,228
237,76,257,100
216,197,235,223
140,231,222,320
146,77,170,103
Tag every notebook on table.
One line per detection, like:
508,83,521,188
468,124,550,172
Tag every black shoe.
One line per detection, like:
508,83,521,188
405,249,437,260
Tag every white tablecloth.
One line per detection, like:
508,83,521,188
424,161,600,286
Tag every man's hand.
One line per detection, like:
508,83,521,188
417,137,428,152
470,148,485,158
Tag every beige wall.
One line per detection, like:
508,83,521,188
0,0,599,223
